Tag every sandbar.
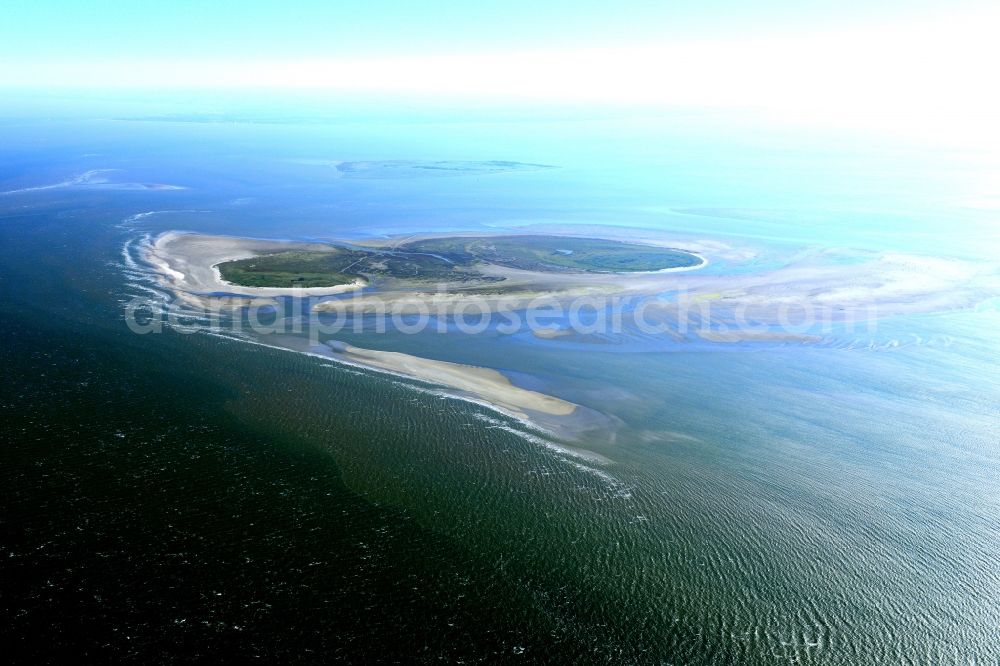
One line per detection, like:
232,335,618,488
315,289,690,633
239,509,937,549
327,341,577,418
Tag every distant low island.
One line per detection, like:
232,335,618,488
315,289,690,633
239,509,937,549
216,235,704,288
332,160,557,179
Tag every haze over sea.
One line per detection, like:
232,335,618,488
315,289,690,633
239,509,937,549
2,93,998,664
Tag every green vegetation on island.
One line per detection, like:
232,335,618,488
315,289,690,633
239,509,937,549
403,236,702,273
216,250,364,288
215,235,702,288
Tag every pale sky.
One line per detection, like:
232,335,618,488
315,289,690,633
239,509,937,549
2,1,998,144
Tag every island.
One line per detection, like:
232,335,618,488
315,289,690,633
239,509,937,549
215,234,705,289
141,228,995,443
141,231,707,441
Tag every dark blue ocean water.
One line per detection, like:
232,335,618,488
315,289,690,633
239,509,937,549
1,107,998,663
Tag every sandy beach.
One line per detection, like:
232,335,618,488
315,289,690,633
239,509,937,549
327,341,576,418
144,231,368,299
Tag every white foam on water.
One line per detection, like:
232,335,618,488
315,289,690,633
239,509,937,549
115,235,616,490
117,209,213,230
470,413,629,497
0,169,119,196
175,326,612,481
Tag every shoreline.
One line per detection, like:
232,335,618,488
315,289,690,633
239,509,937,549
210,264,367,295
199,328,613,461
135,231,734,444
328,340,576,418
305,340,615,459
139,230,631,445
143,231,369,298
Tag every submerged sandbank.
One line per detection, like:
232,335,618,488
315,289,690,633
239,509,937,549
327,341,576,418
